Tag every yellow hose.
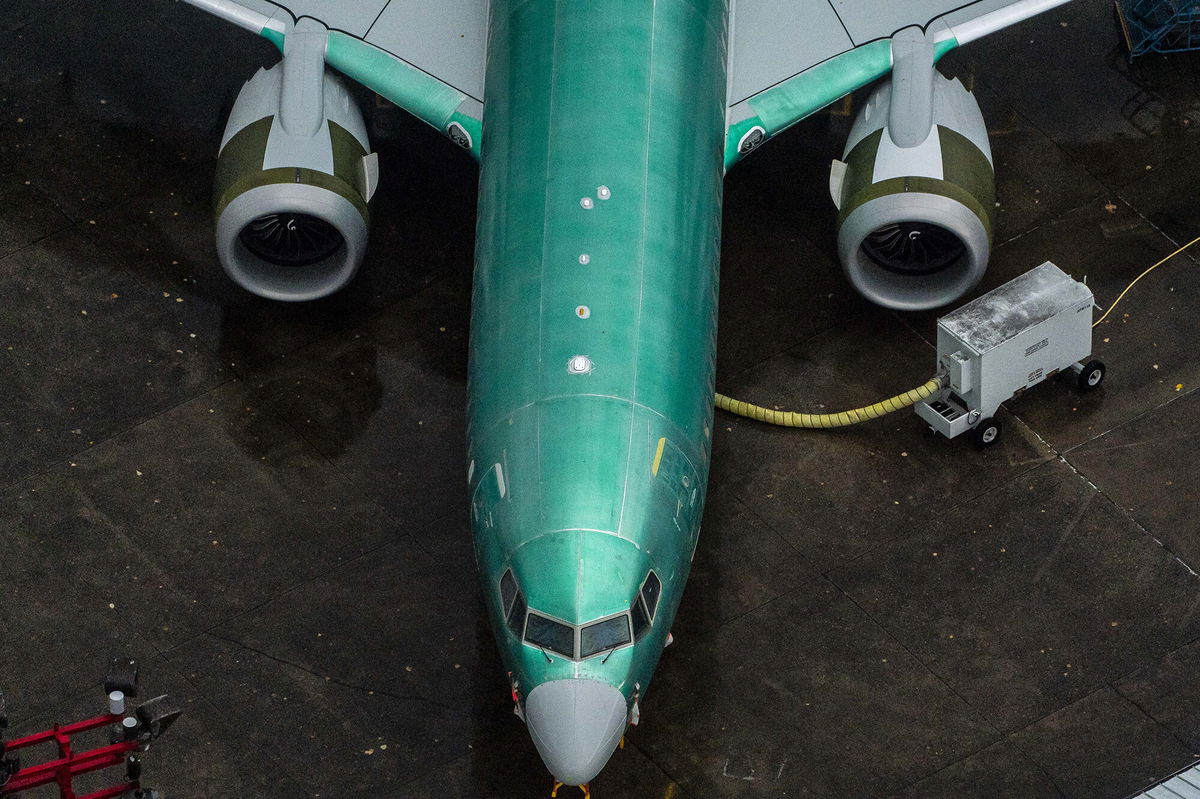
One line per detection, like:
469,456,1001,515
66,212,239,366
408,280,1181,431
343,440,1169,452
716,231,1200,429
715,375,946,428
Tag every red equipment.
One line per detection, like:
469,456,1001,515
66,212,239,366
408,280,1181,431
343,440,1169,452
0,658,179,799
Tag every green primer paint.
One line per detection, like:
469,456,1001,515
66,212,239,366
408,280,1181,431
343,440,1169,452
724,34,963,170
324,31,480,158
261,25,284,53
725,39,893,169
470,0,727,698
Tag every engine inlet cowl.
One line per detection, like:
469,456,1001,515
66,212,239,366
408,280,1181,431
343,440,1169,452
830,73,995,311
213,62,376,302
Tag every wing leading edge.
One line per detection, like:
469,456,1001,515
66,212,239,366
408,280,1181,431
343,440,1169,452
182,0,487,157
724,0,1076,168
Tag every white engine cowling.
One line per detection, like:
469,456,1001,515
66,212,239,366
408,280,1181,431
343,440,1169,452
214,57,378,302
830,70,995,311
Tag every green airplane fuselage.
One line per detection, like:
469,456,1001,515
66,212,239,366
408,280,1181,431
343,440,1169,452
468,0,728,709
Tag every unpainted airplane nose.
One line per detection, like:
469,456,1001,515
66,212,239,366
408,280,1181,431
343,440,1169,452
525,678,628,785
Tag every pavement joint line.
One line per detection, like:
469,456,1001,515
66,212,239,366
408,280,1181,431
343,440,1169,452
194,534,408,636
879,733,1067,799
715,306,875,388
1004,728,1073,799
808,452,1056,580
620,736,688,797
974,65,1111,221
1112,673,1200,760
725,490,817,567
1056,441,1200,579
825,572,1004,742
0,684,103,733
707,578,814,634
1120,188,1200,270
204,630,466,716
243,384,431,543
0,373,240,495
979,63,1194,197
0,219,80,265
223,268,462,384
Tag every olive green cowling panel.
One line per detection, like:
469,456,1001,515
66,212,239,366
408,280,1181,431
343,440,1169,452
836,126,996,234
469,0,728,700
213,116,370,220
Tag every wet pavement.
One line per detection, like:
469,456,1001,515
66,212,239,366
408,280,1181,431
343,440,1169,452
3,1,1200,797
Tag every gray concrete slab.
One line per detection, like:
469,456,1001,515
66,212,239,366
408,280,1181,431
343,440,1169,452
1069,388,1200,570
886,738,1063,799
1009,687,1196,799
1117,638,1200,752
8,382,398,653
3,1,1200,798
953,0,1200,188
713,309,1056,572
831,458,1200,734
640,577,999,798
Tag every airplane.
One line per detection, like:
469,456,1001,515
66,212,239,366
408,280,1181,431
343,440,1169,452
168,0,1078,791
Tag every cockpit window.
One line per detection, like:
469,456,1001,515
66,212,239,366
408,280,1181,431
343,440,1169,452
506,589,526,634
524,613,575,658
581,615,632,658
630,594,650,639
641,572,662,619
500,569,518,617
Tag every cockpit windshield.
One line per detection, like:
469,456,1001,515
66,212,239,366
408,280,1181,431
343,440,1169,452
524,612,575,658
502,567,650,660
580,615,632,658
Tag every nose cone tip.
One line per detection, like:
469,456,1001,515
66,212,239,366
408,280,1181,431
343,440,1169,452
525,678,628,785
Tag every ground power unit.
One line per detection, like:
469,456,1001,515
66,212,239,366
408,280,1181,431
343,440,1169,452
916,262,1105,446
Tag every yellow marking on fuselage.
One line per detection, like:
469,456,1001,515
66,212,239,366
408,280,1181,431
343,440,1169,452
651,437,666,476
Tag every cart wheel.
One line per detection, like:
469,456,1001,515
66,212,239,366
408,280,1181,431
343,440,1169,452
1077,360,1105,392
973,417,1001,448
104,657,139,698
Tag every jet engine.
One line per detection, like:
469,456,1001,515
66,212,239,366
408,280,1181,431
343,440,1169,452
830,65,995,311
214,58,378,301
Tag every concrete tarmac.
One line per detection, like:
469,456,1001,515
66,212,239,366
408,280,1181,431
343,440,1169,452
3,1,1200,797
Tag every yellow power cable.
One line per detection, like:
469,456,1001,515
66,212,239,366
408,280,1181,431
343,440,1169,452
718,232,1199,428
715,375,946,428
1092,233,1200,328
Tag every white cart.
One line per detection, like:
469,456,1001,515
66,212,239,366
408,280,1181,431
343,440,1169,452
915,262,1105,446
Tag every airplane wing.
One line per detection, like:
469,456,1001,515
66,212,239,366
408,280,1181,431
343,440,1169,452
725,0,1075,167
182,0,487,157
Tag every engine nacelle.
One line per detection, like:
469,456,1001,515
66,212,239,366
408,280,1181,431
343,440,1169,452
830,71,995,311
214,57,377,301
